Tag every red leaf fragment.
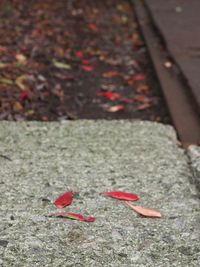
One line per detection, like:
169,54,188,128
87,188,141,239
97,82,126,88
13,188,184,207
106,105,125,112
88,23,98,32
19,91,29,101
75,51,84,59
49,212,95,222
101,191,139,201
54,191,73,208
96,91,122,101
125,202,162,218
85,216,96,222
134,74,146,82
82,65,94,72
82,60,91,65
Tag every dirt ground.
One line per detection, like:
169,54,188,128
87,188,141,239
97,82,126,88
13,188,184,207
0,0,171,123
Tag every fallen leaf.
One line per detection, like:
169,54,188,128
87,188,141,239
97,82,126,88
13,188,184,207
133,94,150,104
15,75,28,90
88,23,98,32
125,202,162,218
0,62,8,68
53,60,71,70
13,102,23,112
131,33,144,48
106,105,125,112
82,65,94,72
136,103,151,111
54,191,73,208
101,191,139,201
15,53,27,65
134,74,146,82
49,212,95,222
103,71,120,78
0,46,7,53
136,84,150,94
96,91,122,101
75,51,84,58
25,109,35,116
82,60,91,65
0,77,13,85
19,91,29,101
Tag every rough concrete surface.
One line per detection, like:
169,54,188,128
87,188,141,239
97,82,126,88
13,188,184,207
187,146,200,193
0,121,200,267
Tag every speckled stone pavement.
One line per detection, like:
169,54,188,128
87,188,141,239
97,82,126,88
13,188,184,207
0,121,199,267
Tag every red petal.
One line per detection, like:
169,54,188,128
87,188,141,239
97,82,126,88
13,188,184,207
54,191,73,208
101,191,139,201
82,65,94,72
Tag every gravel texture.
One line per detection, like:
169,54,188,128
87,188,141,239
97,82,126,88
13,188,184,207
0,121,200,267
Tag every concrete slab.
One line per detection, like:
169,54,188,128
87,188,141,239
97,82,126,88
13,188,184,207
187,145,200,193
0,121,200,267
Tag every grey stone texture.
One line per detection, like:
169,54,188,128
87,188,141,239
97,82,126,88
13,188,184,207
187,145,200,193
0,121,200,267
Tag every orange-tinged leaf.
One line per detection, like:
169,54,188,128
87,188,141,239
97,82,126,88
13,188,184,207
136,84,150,94
13,102,23,112
103,71,120,78
0,62,8,68
125,201,162,218
133,94,150,104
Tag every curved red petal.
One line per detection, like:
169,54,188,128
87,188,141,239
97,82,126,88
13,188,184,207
101,191,139,201
85,216,95,222
54,191,73,208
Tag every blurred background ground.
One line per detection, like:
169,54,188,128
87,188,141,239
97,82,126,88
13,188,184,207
0,0,170,123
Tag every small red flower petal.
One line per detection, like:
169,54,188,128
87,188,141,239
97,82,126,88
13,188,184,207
101,191,139,201
54,191,73,208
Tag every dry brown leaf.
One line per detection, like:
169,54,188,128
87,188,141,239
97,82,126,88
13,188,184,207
15,75,29,90
125,201,162,218
13,102,23,112
15,53,27,65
